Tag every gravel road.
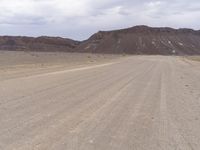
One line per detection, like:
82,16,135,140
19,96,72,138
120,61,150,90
0,56,200,150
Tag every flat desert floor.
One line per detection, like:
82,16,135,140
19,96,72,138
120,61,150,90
0,51,121,80
0,51,200,150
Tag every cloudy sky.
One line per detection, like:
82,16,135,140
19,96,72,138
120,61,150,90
0,0,200,40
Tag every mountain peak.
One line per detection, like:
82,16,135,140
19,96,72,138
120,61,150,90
76,25,200,55
0,25,200,55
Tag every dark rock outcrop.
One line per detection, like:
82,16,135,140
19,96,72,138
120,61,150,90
0,36,80,52
1,25,200,55
75,25,200,55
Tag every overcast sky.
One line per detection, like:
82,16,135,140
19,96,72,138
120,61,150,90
0,0,200,40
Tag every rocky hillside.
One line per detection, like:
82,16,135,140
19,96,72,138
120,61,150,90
1,26,200,55
76,25,200,55
0,36,80,52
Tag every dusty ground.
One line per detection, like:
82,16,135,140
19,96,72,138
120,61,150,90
185,56,200,62
0,51,121,80
0,53,200,150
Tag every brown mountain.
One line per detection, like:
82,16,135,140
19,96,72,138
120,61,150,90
75,25,200,55
0,36,80,52
1,26,200,55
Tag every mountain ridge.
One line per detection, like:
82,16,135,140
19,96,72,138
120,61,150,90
1,25,200,55
0,36,80,52
75,25,200,55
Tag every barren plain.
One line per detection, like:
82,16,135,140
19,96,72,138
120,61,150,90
0,52,200,150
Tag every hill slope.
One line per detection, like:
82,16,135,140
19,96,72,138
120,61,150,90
76,26,200,55
0,36,80,52
0,26,200,55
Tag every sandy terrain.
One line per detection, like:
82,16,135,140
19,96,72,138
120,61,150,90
0,54,200,150
185,56,200,62
0,51,121,80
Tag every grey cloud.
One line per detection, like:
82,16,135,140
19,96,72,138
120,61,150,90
0,0,200,40
0,15,47,25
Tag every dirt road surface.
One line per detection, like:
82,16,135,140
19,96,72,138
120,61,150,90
0,56,200,150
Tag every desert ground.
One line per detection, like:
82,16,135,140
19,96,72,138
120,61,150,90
0,51,121,81
186,56,200,62
0,52,200,150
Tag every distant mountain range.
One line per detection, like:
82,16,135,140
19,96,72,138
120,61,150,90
1,25,200,55
0,36,80,52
